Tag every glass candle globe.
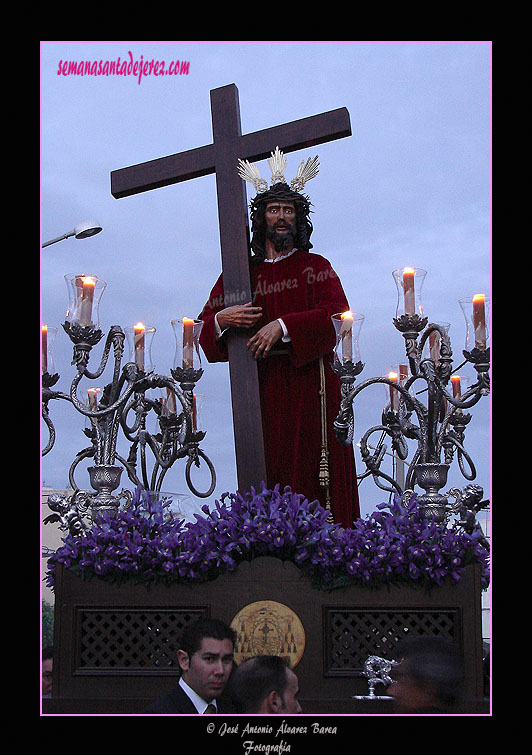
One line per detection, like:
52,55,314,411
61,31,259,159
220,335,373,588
41,324,58,374
459,295,490,352
125,323,156,373
331,311,364,365
171,318,204,371
392,267,427,318
422,322,450,363
64,274,106,329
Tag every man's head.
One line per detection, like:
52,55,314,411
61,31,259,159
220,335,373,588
249,182,313,261
177,618,236,703
390,636,465,712
229,655,302,714
265,200,297,254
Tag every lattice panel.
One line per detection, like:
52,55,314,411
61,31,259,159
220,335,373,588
76,608,208,672
324,608,459,675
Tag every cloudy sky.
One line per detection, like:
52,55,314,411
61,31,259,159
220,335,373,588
40,41,491,519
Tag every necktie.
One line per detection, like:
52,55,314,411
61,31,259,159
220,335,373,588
204,703,217,714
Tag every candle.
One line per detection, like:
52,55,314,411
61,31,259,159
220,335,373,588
399,364,408,384
78,276,96,326
472,294,486,349
166,387,177,415
87,387,100,410
42,325,48,373
134,322,145,370
429,330,440,362
451,374,462,414
182,317,194,368
403,268,415,315
388,371,399,411
192,392,197,431
340,311,354,363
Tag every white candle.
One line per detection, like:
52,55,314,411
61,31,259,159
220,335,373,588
134,322,145,370
340,311,354,363
166,387,177,415
87,387,100,409
388,371,399,411
192,392,197,431
472,294,486,349
429,330,440,362
78,276,96,326
182,317,194,368
42,325,48,373
451,374,461,398
451,374,462,414
403,268,415,315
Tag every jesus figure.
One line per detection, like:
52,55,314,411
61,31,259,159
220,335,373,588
198,149,360,526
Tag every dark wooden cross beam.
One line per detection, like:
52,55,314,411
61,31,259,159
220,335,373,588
111,83,351,495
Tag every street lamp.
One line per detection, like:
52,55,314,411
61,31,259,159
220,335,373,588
42,220,103,248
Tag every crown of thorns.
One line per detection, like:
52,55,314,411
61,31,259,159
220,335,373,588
237,146,319,194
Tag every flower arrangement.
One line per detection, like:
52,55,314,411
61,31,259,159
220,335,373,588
45,484,490,592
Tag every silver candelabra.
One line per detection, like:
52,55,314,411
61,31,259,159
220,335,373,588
331,269,490,522
42,274,216,529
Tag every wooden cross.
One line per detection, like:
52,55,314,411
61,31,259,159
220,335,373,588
111,83,351,495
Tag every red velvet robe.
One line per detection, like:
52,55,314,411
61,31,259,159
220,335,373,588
198,250,360,526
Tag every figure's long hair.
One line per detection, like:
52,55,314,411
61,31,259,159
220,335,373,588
249,182,314,263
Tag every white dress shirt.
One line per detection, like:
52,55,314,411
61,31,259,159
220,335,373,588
178,677,217,714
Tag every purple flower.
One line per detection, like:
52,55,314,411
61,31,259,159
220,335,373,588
45,485,490,591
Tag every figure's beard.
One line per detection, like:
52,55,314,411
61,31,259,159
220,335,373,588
266,221,297,253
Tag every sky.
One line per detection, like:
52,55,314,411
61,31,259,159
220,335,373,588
40,41,491,521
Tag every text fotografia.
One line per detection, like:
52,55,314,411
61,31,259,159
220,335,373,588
57,51,190,85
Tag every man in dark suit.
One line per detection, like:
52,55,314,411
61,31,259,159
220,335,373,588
145,618,236,714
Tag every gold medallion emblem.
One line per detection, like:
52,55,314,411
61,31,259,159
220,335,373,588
230,600,305,668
